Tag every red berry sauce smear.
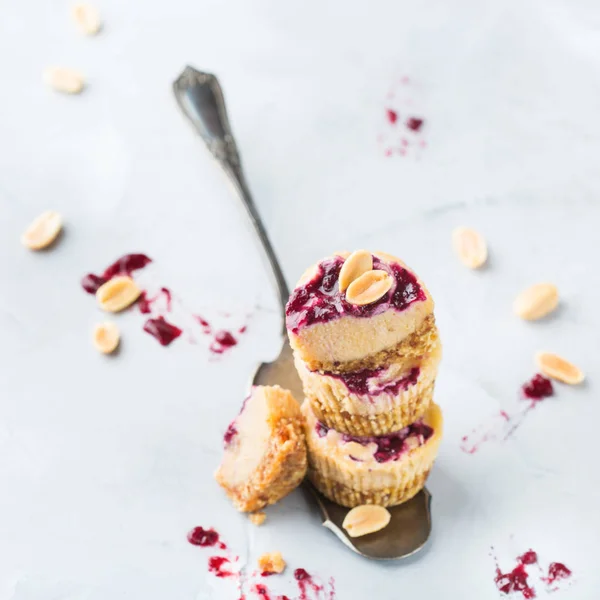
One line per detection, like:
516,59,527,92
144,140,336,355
143,317,182,346
194,314,247,356
81,253,152,294
543,562,572,586
380,75,427,158
461,374,554,454
138,287,172,314
188,527,335,599
81,253,250,353
522,374,554,401
492,547,572,598
187,526,227,550
208,556,235,578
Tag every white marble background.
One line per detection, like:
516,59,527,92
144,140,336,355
1,0,599,598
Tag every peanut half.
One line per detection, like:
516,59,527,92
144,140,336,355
21,210,63,250
72,3,102,35
535,352,584,385
92,322,120,354
43,67,85,94
344,441,376,462
339,250,373,292
346,270,392,306
452,227,488,269
514,283,559,321
342,504,391,538
96,276,141,312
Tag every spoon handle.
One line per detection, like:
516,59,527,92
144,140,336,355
173,66,290,329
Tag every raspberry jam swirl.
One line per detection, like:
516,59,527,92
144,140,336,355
285,255,425,333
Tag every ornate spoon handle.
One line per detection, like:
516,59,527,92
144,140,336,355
173,66,290,330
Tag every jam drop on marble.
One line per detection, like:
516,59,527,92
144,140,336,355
495,563,535,599
405,117,424,132
286,255,425,333
138,287,173,315
138,291,153,314
253,584,270,599
294,569,310,581
194,315,212,334
493,550,538,599
210,330,238,354
81,253,152,294
543,562,572,585
294,568,321,600
143,317,182,346
293,569,334,600
208,556,234,578
519,550,538,565
316,420,433,463
193,315,243,355
187,527,220,547
522,374,554,401
493,548,572,598
81,273,107,295
331,366,420,396
252,585,290,600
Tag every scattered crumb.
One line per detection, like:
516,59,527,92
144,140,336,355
249,512,266,526
258,551,286,575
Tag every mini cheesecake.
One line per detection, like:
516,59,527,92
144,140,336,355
215,385,307,512
295,336,441,436
302,400,443,508
285,251,436,373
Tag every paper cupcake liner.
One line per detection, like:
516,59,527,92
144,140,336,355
308,465,430,508
308,381,435,437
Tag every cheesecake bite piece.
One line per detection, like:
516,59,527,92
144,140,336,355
295,335,441,436
285,251,436,372
215,385,307,512
302,400,443,508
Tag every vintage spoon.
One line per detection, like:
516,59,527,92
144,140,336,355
173,66,433,560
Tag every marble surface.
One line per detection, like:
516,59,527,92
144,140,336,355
0,0,598,598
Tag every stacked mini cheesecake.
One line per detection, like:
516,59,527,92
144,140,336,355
285,250,443,508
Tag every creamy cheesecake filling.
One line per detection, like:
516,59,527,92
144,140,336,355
285,254,426,334
219,388,271,486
